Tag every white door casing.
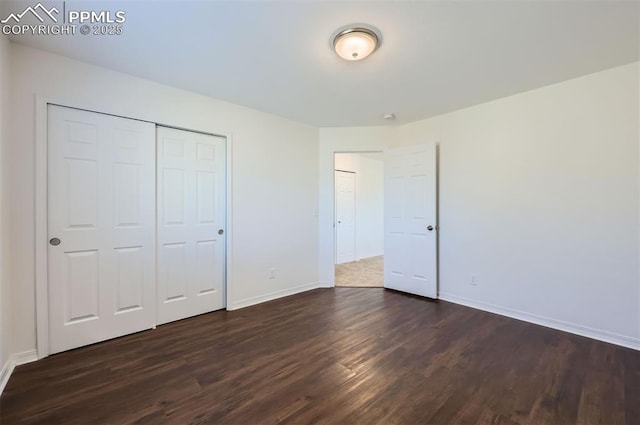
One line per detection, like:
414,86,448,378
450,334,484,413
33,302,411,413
48,105,156,354
335,170,356,264
384,143,438,298
156,126,226,325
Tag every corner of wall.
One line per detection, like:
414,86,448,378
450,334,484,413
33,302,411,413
0,350,38,395
228,281,322,310
0,33,17,396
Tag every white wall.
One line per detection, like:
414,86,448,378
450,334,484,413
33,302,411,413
334,153,384,260
357,155,384,259
318,127,391,285
4,43,639,367
8,43,319,355
395,62,640,348
0,34,11,376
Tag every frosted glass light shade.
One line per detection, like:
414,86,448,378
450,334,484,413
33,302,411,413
333,28,378,61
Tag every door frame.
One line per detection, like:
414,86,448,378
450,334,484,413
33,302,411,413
331,151,383,284
34,96,234,359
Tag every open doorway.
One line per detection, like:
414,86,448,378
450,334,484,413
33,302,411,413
334,152,384,287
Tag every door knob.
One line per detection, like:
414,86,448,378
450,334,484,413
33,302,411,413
49,237,61,246
427,225,434,231
218,229,224,235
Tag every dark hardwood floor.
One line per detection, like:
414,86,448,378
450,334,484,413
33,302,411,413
1,288,639,424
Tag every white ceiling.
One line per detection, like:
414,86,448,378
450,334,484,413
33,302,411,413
5,1,639,127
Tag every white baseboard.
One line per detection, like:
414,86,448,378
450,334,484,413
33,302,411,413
0,350,38,396
228,282,321,310
439,292,640,351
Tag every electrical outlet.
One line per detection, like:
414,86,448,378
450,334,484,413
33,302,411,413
269,268,277,279
470,274,478,286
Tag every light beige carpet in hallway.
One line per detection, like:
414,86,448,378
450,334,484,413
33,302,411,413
335,255,383,287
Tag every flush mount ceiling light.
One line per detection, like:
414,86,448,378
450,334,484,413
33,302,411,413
333,26,380,61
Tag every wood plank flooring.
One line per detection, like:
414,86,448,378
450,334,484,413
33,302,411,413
1,288,638,424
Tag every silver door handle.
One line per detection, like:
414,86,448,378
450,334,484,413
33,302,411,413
49,237,61,246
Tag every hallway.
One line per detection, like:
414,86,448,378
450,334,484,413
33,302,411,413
335,256,383,287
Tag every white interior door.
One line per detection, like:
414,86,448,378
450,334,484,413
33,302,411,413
335,170,356,264
156,127,226,325
384,143,437,298
48,105,156,354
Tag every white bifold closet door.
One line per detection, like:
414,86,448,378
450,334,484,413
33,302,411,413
48,105,156,354
156,126,226,325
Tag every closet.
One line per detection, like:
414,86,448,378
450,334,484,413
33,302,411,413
156,126,226,325
47,105,226,354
